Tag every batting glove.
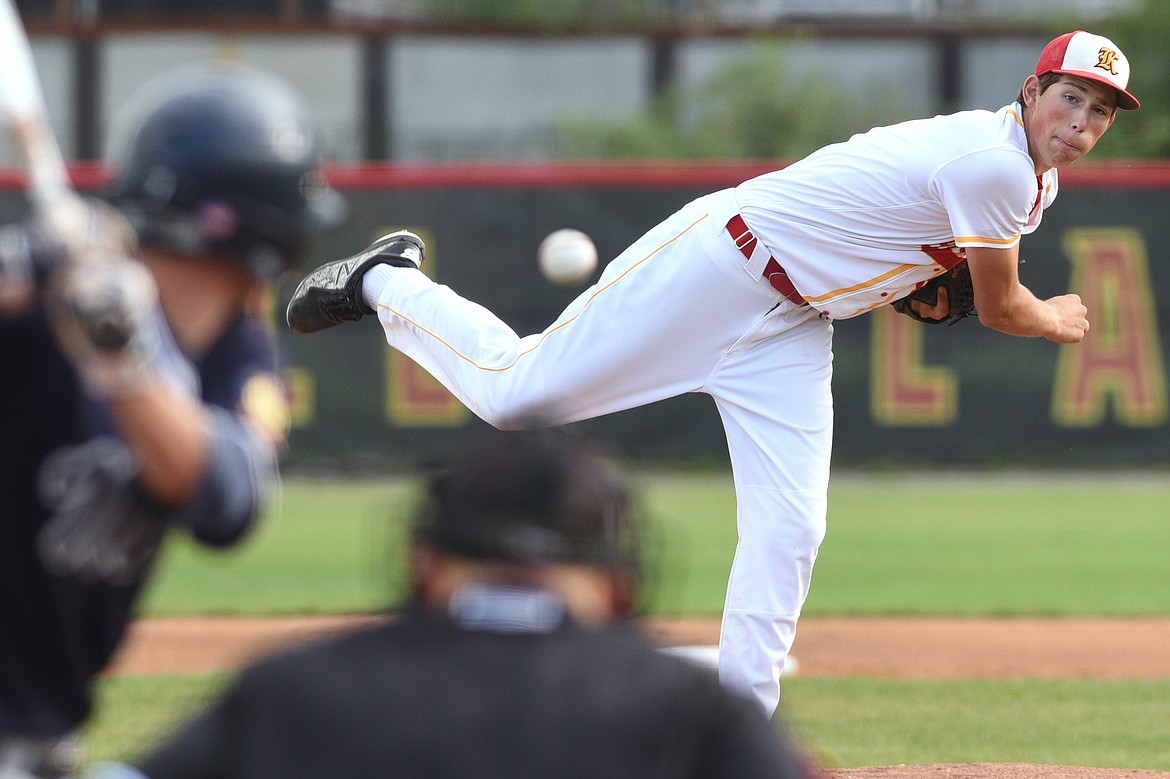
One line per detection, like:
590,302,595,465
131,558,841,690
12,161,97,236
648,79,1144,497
45,250,161,398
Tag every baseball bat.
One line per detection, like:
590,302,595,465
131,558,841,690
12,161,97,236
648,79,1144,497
0,0,87,241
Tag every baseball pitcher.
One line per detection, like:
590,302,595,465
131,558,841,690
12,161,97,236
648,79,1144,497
286,31,1137,717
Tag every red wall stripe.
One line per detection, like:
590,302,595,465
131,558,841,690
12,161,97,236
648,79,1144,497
2,159,1169,191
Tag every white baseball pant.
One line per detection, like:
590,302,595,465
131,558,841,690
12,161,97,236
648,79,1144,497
362,188,833,717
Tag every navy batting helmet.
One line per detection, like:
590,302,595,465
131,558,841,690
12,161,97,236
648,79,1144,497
105,64,343,280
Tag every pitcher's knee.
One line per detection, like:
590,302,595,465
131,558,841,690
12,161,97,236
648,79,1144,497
478,397,578,431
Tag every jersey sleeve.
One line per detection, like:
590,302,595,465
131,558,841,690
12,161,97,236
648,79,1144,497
166,315,284,547
932,148,1038,251
171,405,279,546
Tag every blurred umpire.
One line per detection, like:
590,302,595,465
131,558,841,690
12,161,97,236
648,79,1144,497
0,64,340,778
104,428,816,779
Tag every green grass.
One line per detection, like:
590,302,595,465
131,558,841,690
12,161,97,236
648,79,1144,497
139,477,419,615
806,472,1170,617
86,674,232,767
98,470,1170,774
781,677,1170,771
83,675,1170,772
139,471,1170,618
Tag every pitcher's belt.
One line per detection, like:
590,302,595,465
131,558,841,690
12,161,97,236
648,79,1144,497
725,214,808,307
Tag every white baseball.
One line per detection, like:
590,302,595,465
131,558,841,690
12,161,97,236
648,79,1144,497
538,228,598,286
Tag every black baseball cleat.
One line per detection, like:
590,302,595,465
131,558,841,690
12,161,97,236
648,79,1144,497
286,230,425,334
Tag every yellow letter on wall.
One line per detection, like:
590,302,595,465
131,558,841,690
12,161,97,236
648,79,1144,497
871,306,958,426
1053,227,1166,427
379,229,470,428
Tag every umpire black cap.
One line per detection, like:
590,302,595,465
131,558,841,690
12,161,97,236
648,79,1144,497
412,428,642,583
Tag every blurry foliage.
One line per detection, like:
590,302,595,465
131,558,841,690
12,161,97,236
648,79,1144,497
553,43,912,161
418,0,655,27
550,7,1170,163
1081,0,1170,158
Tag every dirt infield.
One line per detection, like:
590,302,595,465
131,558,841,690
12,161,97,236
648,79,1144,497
821,766,1170,779
106,616,1170,779
108,615,1170,679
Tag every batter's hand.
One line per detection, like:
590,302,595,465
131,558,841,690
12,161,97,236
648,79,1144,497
1045,294,1090,343
1,200,137,316
44,251,160,397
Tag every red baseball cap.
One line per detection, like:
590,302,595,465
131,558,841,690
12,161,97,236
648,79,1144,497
1034,30,1139,110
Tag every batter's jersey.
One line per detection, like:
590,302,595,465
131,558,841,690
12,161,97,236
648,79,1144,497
137,608,813,779
735,102,1057,319
0,309,277,737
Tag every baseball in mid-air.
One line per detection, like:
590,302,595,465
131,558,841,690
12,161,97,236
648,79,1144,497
538,228,598,286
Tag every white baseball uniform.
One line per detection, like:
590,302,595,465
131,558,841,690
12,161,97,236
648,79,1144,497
360,101,1055,717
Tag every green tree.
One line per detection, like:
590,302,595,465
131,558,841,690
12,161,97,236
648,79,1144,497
1086,0,1170,158
553,42,911,161
419,0,651,27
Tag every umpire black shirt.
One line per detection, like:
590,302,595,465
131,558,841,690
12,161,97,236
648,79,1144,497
138,601,810,779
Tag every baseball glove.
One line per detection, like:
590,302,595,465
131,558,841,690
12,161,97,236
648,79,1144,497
890,261,976,325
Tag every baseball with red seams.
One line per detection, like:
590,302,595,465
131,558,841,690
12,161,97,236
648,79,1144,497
538,228,598,286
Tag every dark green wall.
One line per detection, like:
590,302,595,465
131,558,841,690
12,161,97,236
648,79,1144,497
274,165,1170,470
7,163,1167,470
